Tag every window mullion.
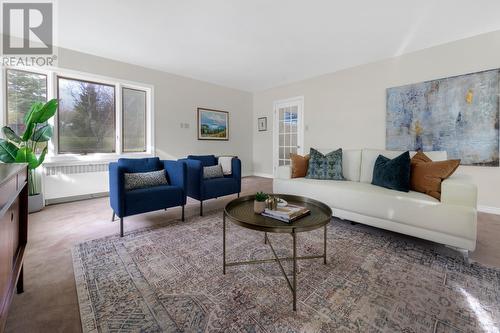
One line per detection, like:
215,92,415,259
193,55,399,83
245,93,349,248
48,71,57,156
116,83,122,155
1,67,6,128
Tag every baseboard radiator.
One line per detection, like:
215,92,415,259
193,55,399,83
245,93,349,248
43,162,110,204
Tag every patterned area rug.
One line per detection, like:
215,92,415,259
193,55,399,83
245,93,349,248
72,211,500,332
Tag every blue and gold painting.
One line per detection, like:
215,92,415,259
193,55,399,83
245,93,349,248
198,108,229,140
386,69,499,166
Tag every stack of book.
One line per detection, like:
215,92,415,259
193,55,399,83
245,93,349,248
261,204,310,223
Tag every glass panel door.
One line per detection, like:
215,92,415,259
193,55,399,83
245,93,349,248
273,97,304,174
278,106,299,166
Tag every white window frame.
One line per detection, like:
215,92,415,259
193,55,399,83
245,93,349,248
0,66,155,165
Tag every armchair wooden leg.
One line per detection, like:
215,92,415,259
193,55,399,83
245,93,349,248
120,218,124,237
200,201,203,216
237,192,240,198
111,211,116,222
181,205,185,221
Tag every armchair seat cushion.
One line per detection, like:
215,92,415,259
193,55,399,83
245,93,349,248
124,185,184,216
202,177,239,199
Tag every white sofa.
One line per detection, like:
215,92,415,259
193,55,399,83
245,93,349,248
274,149,478,251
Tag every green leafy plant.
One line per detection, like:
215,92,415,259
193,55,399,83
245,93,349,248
255,191,269,202
0,99,58,195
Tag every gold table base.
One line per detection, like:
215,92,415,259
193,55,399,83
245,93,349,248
223,211,327,311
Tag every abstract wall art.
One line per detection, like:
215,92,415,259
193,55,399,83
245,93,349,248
386,69,499,166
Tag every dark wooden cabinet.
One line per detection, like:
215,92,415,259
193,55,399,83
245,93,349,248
0,164,28,332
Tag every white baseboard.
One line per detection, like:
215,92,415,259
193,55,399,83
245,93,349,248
46,192,109,205
478,205,500,215
253,172,274,178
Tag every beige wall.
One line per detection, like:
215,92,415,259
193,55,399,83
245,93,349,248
253,30,500,210
57,48,254,175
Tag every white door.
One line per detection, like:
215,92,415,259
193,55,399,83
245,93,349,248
273,96,304,175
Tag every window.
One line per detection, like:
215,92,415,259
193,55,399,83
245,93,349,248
57,77,116,154
3,67,152,160
6,69,47,135
122,87,146,152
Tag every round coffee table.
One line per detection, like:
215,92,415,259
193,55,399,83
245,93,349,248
223,194,332,311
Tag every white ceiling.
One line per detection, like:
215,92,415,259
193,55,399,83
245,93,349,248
57,0,500,92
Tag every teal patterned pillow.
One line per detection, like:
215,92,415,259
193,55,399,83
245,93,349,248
306,148,344,180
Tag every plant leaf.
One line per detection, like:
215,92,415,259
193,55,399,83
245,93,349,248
33,99,58,124
2,126,21,143
34,146,48,169
32,124,53,142
0,139,19,163
15,147,38,169
21,121,36,142
24,102,44,124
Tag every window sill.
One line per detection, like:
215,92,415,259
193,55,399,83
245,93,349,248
42,152,155,167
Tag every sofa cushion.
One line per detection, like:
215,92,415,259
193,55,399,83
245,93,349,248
360,149,447,183
317,149,361,182
187,155,217,167
124,169,169,190
411,151,460,200
306,148,344,180
290,153,309,178
372,151,411,192
118,157,162,173
273,177,475,240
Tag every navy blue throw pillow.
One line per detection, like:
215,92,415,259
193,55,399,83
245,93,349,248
372,151,411,192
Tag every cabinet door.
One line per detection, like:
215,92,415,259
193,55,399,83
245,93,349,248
0,208,14,299
10,198,19,263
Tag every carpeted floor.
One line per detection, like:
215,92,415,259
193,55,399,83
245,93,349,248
72,210,500,332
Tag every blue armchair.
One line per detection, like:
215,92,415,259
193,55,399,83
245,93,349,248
179,155,241,216
109,157,187,237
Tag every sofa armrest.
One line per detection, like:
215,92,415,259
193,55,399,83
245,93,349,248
276,165,292,179
231,158,241,179
441,175,477,208
164,160,187,190
178,158,203,199
109,162,125,217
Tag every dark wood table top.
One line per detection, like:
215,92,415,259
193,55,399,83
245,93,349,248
224,194,332,233
0,163,27,186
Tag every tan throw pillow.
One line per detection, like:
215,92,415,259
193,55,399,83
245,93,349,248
290,154,310,178
410,151,460,200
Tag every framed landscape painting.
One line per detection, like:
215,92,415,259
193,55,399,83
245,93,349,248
386,69,500,166
197,108,229,140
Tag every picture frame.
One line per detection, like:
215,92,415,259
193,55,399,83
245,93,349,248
197,108,229,140
386,68,499,166
258,117,267,131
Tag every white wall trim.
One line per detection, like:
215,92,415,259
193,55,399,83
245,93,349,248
46,192,109,205
478,205,500,216
253,172,274,178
